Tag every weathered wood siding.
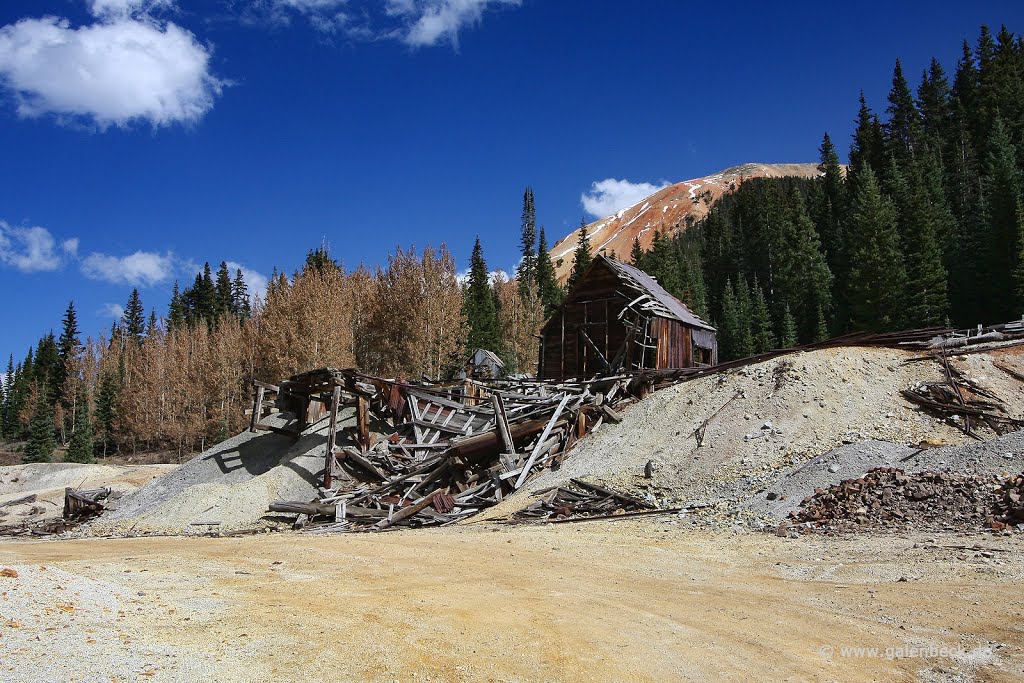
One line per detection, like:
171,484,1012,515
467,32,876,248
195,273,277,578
539,259,713,379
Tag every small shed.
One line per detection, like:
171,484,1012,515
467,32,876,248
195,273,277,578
459,349,506,380
538,256,717,379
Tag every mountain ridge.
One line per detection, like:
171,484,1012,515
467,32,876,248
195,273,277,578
551,162,823,281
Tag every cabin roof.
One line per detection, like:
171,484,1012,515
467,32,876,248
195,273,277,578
595,256,715,331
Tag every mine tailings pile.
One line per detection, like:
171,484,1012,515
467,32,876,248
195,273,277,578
790,468,1024,533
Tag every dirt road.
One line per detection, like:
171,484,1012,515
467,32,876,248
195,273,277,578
1,521,1022,682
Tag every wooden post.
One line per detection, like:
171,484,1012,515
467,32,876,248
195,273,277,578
491,393,515,455
576,412,587,439
249,385,265,433
357,393,370,451
322,385,342,490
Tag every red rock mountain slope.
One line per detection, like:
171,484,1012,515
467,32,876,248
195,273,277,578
551,162,822,281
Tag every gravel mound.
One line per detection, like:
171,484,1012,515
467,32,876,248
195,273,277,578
90,409,359,535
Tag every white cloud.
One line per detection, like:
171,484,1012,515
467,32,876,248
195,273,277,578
226,261,269,304
389,0,520,47
0,4,224,128
89,0,175,19
81,250,175,286
99,303,126,319
581,178,671,219
0,221,68,272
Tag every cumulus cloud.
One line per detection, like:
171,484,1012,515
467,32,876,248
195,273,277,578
581,178,671,219
99,303,126,319
263,0,519,45
388,0,520,47
226,261,269,303
81,250,175,286
0,2,224,128
0,221,76,272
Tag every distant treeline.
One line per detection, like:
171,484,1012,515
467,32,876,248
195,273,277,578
630,25,1024,361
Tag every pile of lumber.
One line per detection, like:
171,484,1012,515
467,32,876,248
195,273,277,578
510,479,663,522
263,369,636,531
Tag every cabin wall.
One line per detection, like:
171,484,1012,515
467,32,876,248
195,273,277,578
538,259,718,378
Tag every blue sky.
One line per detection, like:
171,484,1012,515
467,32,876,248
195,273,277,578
1,0,1022,364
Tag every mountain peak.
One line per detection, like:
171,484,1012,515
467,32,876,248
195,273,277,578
551,162,822,280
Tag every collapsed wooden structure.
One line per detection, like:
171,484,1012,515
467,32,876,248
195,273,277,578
254,368,640,531
538,256,717,380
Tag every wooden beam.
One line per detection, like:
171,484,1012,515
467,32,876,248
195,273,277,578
514,394,571,490
356,393,370,451
322,385,342,490
491,393,515,455
249,385,265,433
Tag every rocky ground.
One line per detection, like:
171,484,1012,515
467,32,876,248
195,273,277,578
1,521,1023,682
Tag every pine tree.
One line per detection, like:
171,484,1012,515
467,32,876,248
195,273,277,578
168,281,187,330
750,277,775,353
215,261,233,318
813,304,830,343
303,244,339,275
734,276,754,358
122,289,146,343
94,371,119,457
146,310,158,336
231,269,251,319
569,217,593,288
815,133,847,272
885,59,923,165
463,237,500,351
630,236,645,267
776,187,833,341
518,186,538,296
535,226,562,315
55,301,79,406
779,304,798,348
849,91,886,180
719,278,742,360
645,229,683,299
917,58,952,146
22,385,55,463
981,117,1024,322
65,386,94,464
846,167,907,331
890,153,951,326
197,263,218,322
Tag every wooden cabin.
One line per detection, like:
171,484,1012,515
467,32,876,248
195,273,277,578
538,256,717,380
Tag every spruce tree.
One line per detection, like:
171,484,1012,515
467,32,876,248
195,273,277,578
231,269,251,319
776,188,833,341
981,117,1024,322
463,237,500,351
734,276,754,358
22,385,55,463
779,304,798,348
122,289,146,343
849,91,886,180
846,167,907,331
750,277,776,353
94,372,118,457
65,387,94,464
892,153,951,326
535,226,562,315
917,58,952,146
645,229,683,299
719,278,742,360
630,236,645,267
168,281,186,330
197,263,218,322
303,245,339,274
55,301,79,406
215,261,233,318
518,187,538,296
884,59,923,166
815,133,847,273
569,217,593,288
